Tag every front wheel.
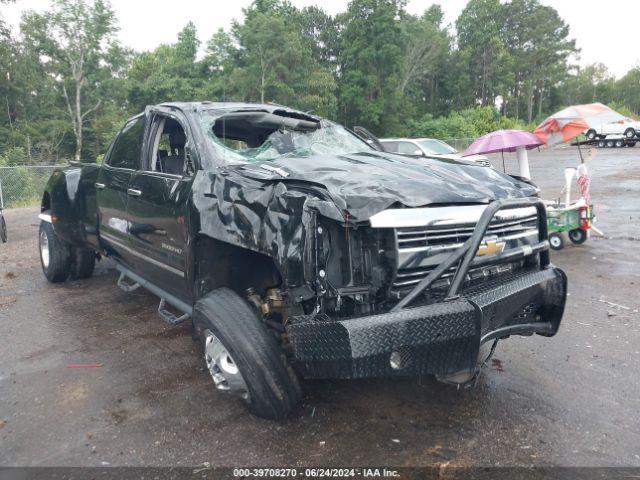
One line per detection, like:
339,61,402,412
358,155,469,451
548,232,564,250
568,228,588,245
586,129,597,140
192,288,302,419
39,221,71,282
625,128,636,139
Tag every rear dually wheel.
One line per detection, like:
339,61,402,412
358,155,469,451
39,221,71,282
69,247,96,280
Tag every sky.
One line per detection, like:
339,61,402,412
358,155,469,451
2,0,638,78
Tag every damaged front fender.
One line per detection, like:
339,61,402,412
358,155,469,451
192,169,337,289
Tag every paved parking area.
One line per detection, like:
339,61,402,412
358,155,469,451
1,147,639,467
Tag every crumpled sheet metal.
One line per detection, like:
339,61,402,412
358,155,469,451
192,150,537,288
236,151,538,221
192,171,316,286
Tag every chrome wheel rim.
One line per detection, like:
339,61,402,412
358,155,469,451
39,230,50,269
204,329,249,400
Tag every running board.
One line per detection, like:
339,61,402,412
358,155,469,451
117,272,141,292
115,264,192,326
158,299,190,326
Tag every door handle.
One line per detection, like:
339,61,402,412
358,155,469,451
95,182,106,189
127,188,142,197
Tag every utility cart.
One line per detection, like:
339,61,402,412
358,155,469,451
546,200,595,250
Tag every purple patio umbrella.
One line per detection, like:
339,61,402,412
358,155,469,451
463,129,544,178
463,129,544,155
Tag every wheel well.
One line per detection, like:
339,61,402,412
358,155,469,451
193,235,283,300
41,192,51,213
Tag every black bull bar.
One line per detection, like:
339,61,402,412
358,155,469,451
286,198,567,379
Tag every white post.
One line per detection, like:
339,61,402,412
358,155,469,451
516,146,530,180
564,167,576,207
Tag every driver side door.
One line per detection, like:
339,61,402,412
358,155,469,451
96,115,145,270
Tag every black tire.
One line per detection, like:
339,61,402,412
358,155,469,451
615,139,625,148
597,140,606,148
548,232,564,251
69,247,96,279
568,228,588,245
624,128,635,139
586,129,597,140
39,221,71,283
192,287,302,420
0,213,6,243
606,139,614,148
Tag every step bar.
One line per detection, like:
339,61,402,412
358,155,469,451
116,264,192,326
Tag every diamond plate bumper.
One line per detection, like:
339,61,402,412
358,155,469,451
286,266,567,379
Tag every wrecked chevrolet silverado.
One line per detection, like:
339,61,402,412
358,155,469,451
39,102,567,419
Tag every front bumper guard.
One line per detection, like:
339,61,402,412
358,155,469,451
286,198,568,379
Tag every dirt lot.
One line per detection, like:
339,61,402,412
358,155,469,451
1,147,639,468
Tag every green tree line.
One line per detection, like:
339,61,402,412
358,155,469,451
1,0,639,164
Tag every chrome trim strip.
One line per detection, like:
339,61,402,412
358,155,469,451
370,205,538,228
38,213,52,223
138,171,183,180
101,231,185,277
395,215,539,237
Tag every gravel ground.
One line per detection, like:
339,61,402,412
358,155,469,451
0,147,639,468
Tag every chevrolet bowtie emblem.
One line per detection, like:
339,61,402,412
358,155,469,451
477,239,506,256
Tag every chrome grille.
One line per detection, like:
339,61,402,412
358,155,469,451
396,214,538,248
391,211,539,294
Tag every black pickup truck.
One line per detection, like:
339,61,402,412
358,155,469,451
39,102,567,419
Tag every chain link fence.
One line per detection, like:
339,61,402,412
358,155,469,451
0,165,58,209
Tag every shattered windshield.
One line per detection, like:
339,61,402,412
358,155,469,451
200,109,374,164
